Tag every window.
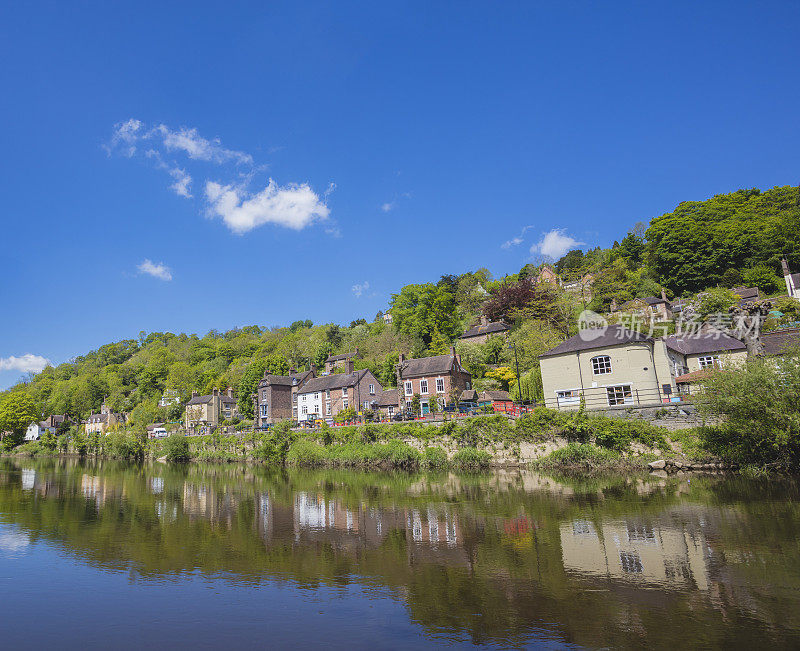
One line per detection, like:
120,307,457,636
606,384,633,406
342,387,348,397
556,389,580,405
302,405,308,415
326,389,330,398
591,355,612,375
314,393,319,400
436,378,445,393
619,551,643,573
405,400,412,410
698,355,720,369
363,401,370,410
404,381,413,396
342,399,348,409
465,381,471,390
368,384,375,395
388,406,394,415
420,379,428,394
302,394,307,401
325,401,331,415
260,404,268,417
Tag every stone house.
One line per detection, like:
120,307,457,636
375,388,399,419
459,315,509,345
665,330,748,396
84,403,125,435
253,368,315,428
296,367,382,421
185,388,238,428
732,286,760,306
396,347,472,414
538,325,675,410
617,291,673,322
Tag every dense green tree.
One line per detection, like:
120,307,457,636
0,393,38,449
390,284,460,346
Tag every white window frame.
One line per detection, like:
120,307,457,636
363,401,371,411
342,387,348,397
420,379,429,395
698,355,720,369
591,355,612,375
404,381,413,396
302,405,308,415
325,401,331,415
260,404,268,417
606,384,633,406
436,377,445,393
555,389,581,405
368,384,375,395
465,381,471,390
342,399,348,409
405,400,412,410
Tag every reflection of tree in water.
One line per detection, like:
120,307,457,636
0,458,799,647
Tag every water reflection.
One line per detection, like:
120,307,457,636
1,458,799,648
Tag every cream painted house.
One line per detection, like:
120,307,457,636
84,403,125,435
185,388,238,428
539,325,675,409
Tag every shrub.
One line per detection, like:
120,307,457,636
163,435,190,462
421,446,449,470
286,439,327,466
103,431,145,461
535,443,620,469
451,447,491,471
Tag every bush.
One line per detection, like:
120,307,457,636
535,443,620,469
451,447,491,471
163,435,190,462
421,446,448,470
695,354,800,469
286,439,327,466
103,431,145,461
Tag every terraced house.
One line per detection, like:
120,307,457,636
185,388,238,428
296,368,382,421
396,347,472,414
252,368,315,428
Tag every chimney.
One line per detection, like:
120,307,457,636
345,359,355,374
661,288,667,301
310,363,317,374
226,387,234,398
398,353,405,364
289,367,296,375
212,388,219,397
191,390,198,398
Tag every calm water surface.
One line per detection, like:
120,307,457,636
1,458,799,649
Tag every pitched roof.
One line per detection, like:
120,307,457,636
186,393,237,405
732,286,759,300
675,369,714,383
539,325,651,358
480,390,512,401
763,327,800,356
642,296,670,306
399,353,463,377
460,389,478,402
326,351,359,362
460,321,509,339
297,369,372,394
663,331,746,356
377,388,398,407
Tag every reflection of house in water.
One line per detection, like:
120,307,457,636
560,519,709,590
182,483,240,526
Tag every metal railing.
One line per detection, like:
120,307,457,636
547,386,684,411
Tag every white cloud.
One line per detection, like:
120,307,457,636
154,124,252,165
109,118,143,157
531,229,585,259
0,354,50,374
352,281,370,298
137,259,173,281
0,532,29,553
205,179,330,234
168,167,192,198
502,225,533,249
381,202,394,212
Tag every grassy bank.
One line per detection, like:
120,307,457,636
5,408,690,472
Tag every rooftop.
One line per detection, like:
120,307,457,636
399,352,464,377
460,321,509,339
539,325,651,358
297,369,372,394
664,331,746,356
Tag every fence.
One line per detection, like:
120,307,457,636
548,386,685,411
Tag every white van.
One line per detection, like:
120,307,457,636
151,427,168,438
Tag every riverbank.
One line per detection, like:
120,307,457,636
6,409,731,473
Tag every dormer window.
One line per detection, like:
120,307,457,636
591,355,612,375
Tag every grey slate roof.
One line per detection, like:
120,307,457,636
763,328,800,356
664,331,746,356
377,388,398,407
297,369,372,394
399,353,462,377
187,394,237,405
539,325,651,358
732,286,759,300
326,351,359,362
480,390,512,401
460,321,509,339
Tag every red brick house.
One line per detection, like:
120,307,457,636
396,347,472,414
253,368,314,428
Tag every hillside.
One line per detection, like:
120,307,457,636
5,185,799,426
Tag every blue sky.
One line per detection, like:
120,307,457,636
2,1,799,388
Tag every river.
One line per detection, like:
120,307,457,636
0,458,798,649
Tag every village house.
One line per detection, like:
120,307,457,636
782,258,800,299
185,388,238,428
396,347,472,414
538,324,675,410
296,364,382,421
664,330,748,395
375,388,399,419
615,290,673,322
478,390,514,410
732,286,760,306
84,403,125,435
324,349,360,374
25,414,70,441
459,315,509,344
253,368,315,428
561,273,595,300
158,389,180,407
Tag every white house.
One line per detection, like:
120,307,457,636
783,258,800,299
25,422,46,441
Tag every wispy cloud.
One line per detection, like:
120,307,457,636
107,119,332,234
531,229,585,259
351,281,370,298
502,225,534,249
381,202,394,212
0,354,50,374
137,259,173,281
205,180,330,234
